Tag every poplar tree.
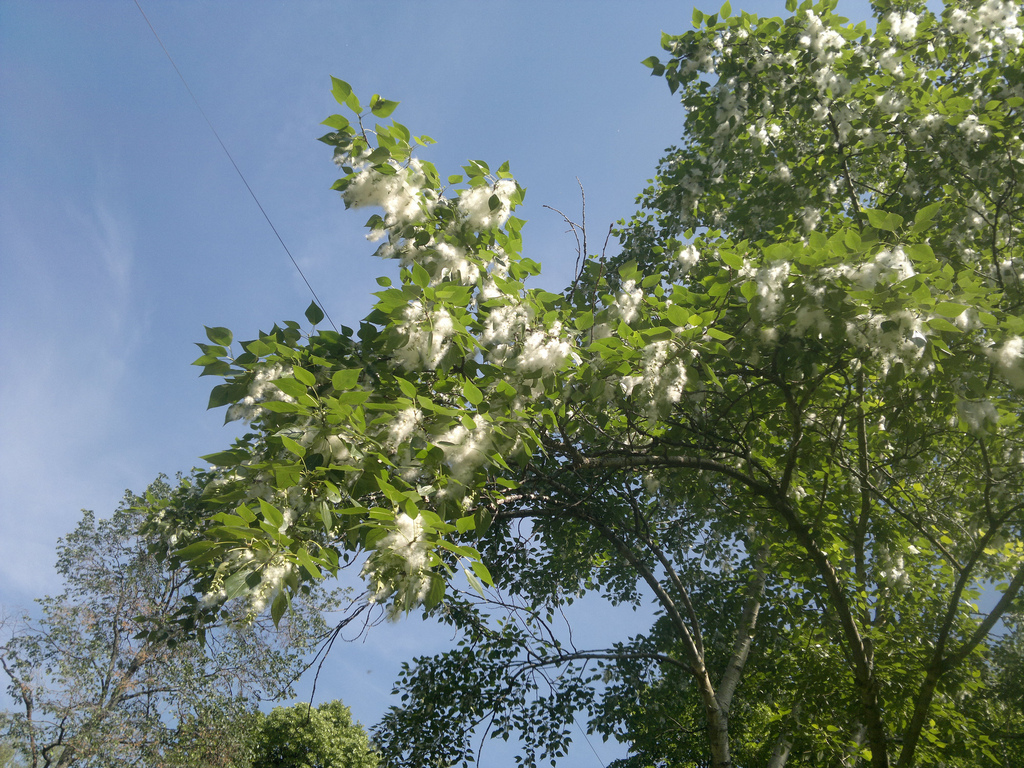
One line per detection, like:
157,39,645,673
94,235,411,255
156,2,1024,765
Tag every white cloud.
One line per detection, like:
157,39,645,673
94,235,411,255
0,193,141,605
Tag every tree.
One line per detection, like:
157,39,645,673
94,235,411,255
0,475,336,768
0,742,26,768
155,1,1024,766
250,700,377,768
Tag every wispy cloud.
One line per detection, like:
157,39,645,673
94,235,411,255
0,191,140,606
87,198,135,298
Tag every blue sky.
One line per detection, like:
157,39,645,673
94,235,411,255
1,1,873,763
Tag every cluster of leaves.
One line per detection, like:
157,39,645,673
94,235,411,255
0,475,339,768
250,700,378,768
156,1,1024,766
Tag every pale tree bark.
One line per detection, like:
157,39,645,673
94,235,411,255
767,701,802,768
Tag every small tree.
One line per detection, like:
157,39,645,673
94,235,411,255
158,1,1024,765
251,700,378,768
1,475,336,768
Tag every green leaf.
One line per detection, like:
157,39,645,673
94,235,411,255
370,96,400,118
663,303,691,327
293,367,316,387
200,449,249,466
641,56,664,75
471,559,493,586
205,326,233,346
174,541,220,561
865,209,904,232
258,499,285,530
764,243,793,260
332,368,362,391
720,1,731,18
463,379,484,406
933,302,968,319
274,377,310,399
396,377,418,399
223,569,255,600
927,317,961,333
320,503,334,532
574,310,595,331
411,263,430,289
912,202,942,231
305,301,325,325
245,338,275,357
270,590,288,626
720,250,744,269
208,382,247,410
259,400,306,414
296,548,323,579
330,76,352,106
321,114,350,130
281,435,306,458
465,568,486,597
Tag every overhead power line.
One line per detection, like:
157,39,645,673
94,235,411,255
131,0,338,332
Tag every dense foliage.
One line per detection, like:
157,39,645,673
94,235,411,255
0,476,334,768
154,1,1024,766
251,700,378,768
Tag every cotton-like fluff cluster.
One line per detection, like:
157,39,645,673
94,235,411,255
747,118,783,148
954,309,981,331
619,340,688,418
713,77,748,136
307,432,355,466
202,550,296,618
343,159,433,235
798,10,846,63
959,115,991,144
387,407,423,448
878,46,903,76
481,303,531,365
677,244,700,274
249,555,296,614
438,422,494,482
957,398,999,433
837,247,916,290
226,364,297,422
199,548,256,609
794,305,832,338
875,90,907,115
430,242,480,285
875,544,909,591
846,310,929,374
989,336,1024,388
742,260,790,321
517,321,573,376
994,255,1024,287
801,208,822,232
478,253,511,301
614,280,644,324
457,179,516,231
951,1,1022,54
361,513,432,620
886,11,919,42
394,304,455,371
